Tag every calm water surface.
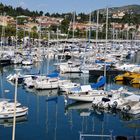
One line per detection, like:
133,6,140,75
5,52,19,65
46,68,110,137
0,58,140,140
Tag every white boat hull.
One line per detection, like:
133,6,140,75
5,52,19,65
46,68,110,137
68,94,106,102
0,107,28,119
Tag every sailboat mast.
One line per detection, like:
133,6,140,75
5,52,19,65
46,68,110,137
48,31,50,47
96,10,99,48
88,12,91,44
71,11,75,60
72,11,75,42
39,21,41,48
57,27,59,48
15,17,18,49
12,74,18,140
104,7,108,83
1,13,6,49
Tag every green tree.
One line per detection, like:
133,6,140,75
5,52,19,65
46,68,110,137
31,26,37,32
49,24,58,32
60,19,70,33
39,11,43,16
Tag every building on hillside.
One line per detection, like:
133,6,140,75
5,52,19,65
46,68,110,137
69,22,87,30
112,11,125,19
123,23,136,31
35,16,63,32
111,23,123,30
135,33,140,40
25,22,38,32
0,15,15,26
36,16,63,25
69,22,102,31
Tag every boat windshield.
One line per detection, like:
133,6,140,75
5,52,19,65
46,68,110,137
121,93,131,98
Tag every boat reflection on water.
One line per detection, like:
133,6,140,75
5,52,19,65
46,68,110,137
65,102,93,116
65,99,140,122
131,83,140,89
65,102,92,111
26,88,59,97
0,115,28,127
113,135,140,140
65,101,115,117
65,101,140,140
118,111,140,122
115,81,124,85
115,79,140,89
34,89,59,97
79,132,113,140
65,102,112,140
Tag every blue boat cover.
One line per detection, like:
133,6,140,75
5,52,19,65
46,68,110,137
95,60,113,65
47,71,59,78
69,76,106,93
90,76,106,89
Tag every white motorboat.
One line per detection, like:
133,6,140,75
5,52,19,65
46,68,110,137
123,102,140,115
59,82,80,92
60,64,81,74
24,76,35,88
102,91,140,110
34,76,71,90
92,89,127,109
67,90,107,102
121,101,139,114
0,101,28,119
22,58,33,65
0,100,21,108
11,55,23,64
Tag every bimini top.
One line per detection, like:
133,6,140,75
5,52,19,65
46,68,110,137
47,71,59,78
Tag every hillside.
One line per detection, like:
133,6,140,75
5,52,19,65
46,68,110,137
98,4,140,15
0,3,140,24
0,3,43,17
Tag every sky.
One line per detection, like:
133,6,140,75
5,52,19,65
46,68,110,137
1,0,140,14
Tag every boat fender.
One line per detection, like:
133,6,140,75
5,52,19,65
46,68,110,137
112,101,118,108
97,102,103,108
123,105,131,112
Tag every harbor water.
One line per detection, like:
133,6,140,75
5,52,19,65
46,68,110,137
0,58,140,140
